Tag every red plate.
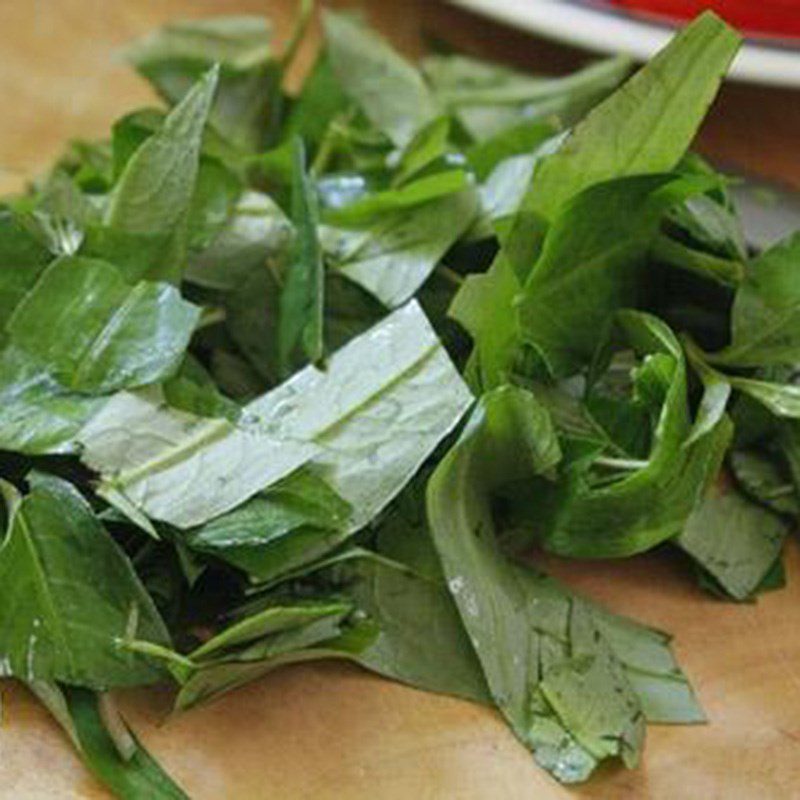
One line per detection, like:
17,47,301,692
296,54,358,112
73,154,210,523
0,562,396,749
611,1,800,39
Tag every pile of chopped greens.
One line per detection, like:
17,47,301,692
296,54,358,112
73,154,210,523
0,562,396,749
2,6,798,794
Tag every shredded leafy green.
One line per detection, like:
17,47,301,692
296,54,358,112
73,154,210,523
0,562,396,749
2,8,797,796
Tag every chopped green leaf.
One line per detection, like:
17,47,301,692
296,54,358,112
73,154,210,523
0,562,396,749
184,469,352,584
7,255,200,394
278,138,324,375
525,12,740,223
101,66,219,282
33,683,189,799
0,475,169,687
427,387,702,782
711,233,800,367
322,11,438,147
127,16,276,152
678,477,787,601
79,302,471,529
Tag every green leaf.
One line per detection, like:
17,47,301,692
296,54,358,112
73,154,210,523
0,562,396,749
185,190,291,291
323,187,478,307
322,11,437,147
190,598,354,661
323,169,468,226
423,53,630,143
0,475,169,687
683,335,733,446
101,66,219,282
551,315,732,557
33,683,188,800
7,255,200,394
427,386,701,783
322,272,385,352
161,356,241,422
651,233,744,288
283,52,350,150
110,106,240,181
186,157,243,251
710,233,800,367
467,122,556,182
667,171,747,263
525,12,739,224
393,116,452,186
335,554,491,704
170,603,374,710
372,477,445,583
278,138,324,375
517,174,710,377
0,209,53,327
55,138,114,191
677,478,787,601
126,16,277,152
727,376,800,418
224,261,281,385
449,252,521,392
730,447,800,516
184,468,352,584
79,302,472,529
0,346,105,455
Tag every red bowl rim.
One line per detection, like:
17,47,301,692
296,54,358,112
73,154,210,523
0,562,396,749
566,0,800,49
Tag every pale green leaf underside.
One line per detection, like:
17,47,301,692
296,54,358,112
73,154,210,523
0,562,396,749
79,301,472,529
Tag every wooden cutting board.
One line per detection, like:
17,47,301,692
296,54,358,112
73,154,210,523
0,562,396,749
1,2,800,797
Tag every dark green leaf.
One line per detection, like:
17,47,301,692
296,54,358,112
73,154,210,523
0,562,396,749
278,138,324,375
0,475,169,687
427,386,702,783
337,554,491,704
683,334,733,446
0,210,55,327
33,683,188,800
184,469,352,584
161,356,241,422
711,233,800,367
531,313,733,558
517,174,710,377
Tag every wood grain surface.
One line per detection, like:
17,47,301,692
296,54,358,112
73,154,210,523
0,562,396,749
1,2,800,798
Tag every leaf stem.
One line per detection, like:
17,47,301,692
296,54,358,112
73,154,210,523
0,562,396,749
652,233,744,287
593,456,649,471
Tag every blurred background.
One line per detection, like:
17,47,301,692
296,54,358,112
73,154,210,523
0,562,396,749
1,0,799,196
